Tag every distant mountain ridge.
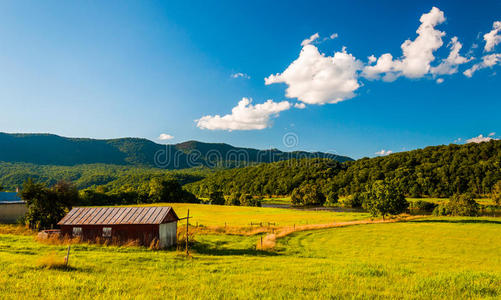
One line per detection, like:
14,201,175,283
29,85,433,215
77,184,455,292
0,133,352,169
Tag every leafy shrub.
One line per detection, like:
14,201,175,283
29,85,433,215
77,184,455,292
325,191,339,205
433,194,479,216
409,200,438,212
491,180,501,206
291,184,325,207
226,192,241,206
209,191,225,205
239,194,261,207
339,193,364,208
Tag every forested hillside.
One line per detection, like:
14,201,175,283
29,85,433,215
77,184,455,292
186,140,501,198
0,133,351,168
0,162,207,192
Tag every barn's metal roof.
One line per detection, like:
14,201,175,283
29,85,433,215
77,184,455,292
57,206,179,225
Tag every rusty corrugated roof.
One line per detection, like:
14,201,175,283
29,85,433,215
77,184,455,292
57,206,178,225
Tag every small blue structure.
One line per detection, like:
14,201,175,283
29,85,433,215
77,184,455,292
0,192,23,204
0,192,26,223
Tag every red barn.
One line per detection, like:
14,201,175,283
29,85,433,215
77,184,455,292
58,206,179,248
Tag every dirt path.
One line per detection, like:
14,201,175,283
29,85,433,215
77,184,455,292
256,215,425,250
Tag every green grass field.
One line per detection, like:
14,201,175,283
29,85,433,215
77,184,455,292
131,203,370,226
0,214,500,299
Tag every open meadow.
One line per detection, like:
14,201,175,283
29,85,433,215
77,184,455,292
0,204,499,299
131,202,370,227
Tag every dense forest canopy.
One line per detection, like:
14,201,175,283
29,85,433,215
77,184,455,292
186,140,501,198
0,162,208,192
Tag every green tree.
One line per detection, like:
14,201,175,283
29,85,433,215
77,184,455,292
20,179,77,230
491,180,501,206
226,192,241,206
291,184,326,207
434,193,479,216
148,177,198,203
209,191,225,205
363,181,408,219
239,194,261,207
339,192,364,208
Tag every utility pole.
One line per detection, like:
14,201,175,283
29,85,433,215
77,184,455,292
186,209,190,256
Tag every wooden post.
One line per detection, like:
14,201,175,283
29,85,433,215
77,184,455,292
186,209,190,256
293,224,295,230
64,245,71,266
260,236,263,249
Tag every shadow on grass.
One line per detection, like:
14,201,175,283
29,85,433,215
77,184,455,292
191,242,279,257
34,264,93,272
408,219,501,225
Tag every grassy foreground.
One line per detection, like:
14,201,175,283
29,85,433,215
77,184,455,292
0,216,500,299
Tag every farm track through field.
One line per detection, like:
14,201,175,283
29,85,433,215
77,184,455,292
256,215,425,250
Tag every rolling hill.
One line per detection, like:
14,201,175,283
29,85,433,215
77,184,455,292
0,133,352,168
186,140,501,198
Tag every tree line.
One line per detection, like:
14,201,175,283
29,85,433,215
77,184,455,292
186,140,501,201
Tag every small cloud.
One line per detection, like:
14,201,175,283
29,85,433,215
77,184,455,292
454,137,462,143
158,133,174,141
375,149,393,156
464,53,501,77
483,21,501,52
489,132,496,136
231,72,250,79
301,33,320,46
436,78,444,84
368,55,377,64
196,97,291,131
294,103,306,109
466,134,498,143
322,33,339,42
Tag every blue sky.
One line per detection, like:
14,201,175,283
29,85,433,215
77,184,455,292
0,1,499,158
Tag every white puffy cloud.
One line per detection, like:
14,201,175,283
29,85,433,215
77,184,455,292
294,102,306,109
329,33,339,40
301,33,320,46
231,72,250,79
363,53,400,81
463,53,501,77
265,44,363,104
158,133,174,140
431,37,471,75
363,7,446,80
466,134,498,143
196,98,291,131
436,78,444,84
489,132,496,136
483,21,501,52
375,149,393,156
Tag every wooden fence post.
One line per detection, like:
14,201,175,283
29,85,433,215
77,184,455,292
260,236,263,249
64,245,71,266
